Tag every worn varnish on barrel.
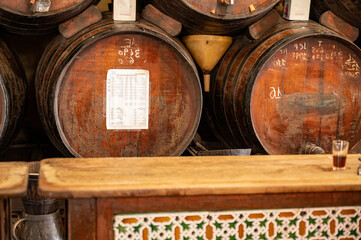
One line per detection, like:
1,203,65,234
208,20,361,154
0,38,26,155
147,0,280,35
0,0,99,34
36,18,202,157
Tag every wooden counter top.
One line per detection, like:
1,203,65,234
0,162,28,197
38,154,361,198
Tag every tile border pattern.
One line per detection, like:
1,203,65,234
114,206,361,240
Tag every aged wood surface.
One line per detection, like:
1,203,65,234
149,0,279,35
0,0,99,34
319,11,359,42
38,154,361,198
248,9,283,40
36,19,202,158
311,0,361,30
141,4,182,37
209,20,361,154
0,199,10,240
0,39,27,155
0,162,28,197
68,199,96,240
58,5,102,39
0,0,82,12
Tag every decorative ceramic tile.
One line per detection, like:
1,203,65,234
113,207,361,240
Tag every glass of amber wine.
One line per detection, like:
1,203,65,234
332,140,349,170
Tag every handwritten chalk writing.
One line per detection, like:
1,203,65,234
279,48,288,55
270,87,282,99
292,52,307,61
273,59,286,67
118,38,141,65
324,51,337,60
344,54,360,71
312,46,325,61
312,46,324,54
120,38,137,48
341,71,360,77
341,54,360,78
312,54,323,61
293,42,307,51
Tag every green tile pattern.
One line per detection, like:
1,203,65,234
113,207,361,239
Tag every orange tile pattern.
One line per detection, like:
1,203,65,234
113,207,361,239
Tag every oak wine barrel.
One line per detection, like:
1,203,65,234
148,0,280,35
0,38,27,155
208,20,361,154
310,0,361,30
35,18,202,157
0,0,99,34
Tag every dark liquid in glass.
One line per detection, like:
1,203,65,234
333,155,346,168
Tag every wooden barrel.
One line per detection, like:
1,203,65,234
148,0,280,35
310,0,361,30
35,19,202,158
0,0,99,34
0,38,26,154
208,20,361,154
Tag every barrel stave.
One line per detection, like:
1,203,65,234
0,38,27,154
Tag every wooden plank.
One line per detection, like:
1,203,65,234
248,9,283,40
0,162,28,197
0,199,11,240
97,199,114,239
97,191,361,213
67,199,96,240
39,155,361,198
59,5,102,39
319,10,359,42
141,4,182,37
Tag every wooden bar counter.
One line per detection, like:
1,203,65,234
38,155,361,239
0,162,28,240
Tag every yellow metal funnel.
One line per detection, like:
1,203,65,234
183,35,232,92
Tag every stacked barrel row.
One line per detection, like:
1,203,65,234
0,0,283,158
0,1,205,158
144,0,361,154
0,0,361,157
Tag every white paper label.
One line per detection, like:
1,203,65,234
106,69,149,130
113,0,136,21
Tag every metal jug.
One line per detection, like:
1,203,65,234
12,210,64,240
